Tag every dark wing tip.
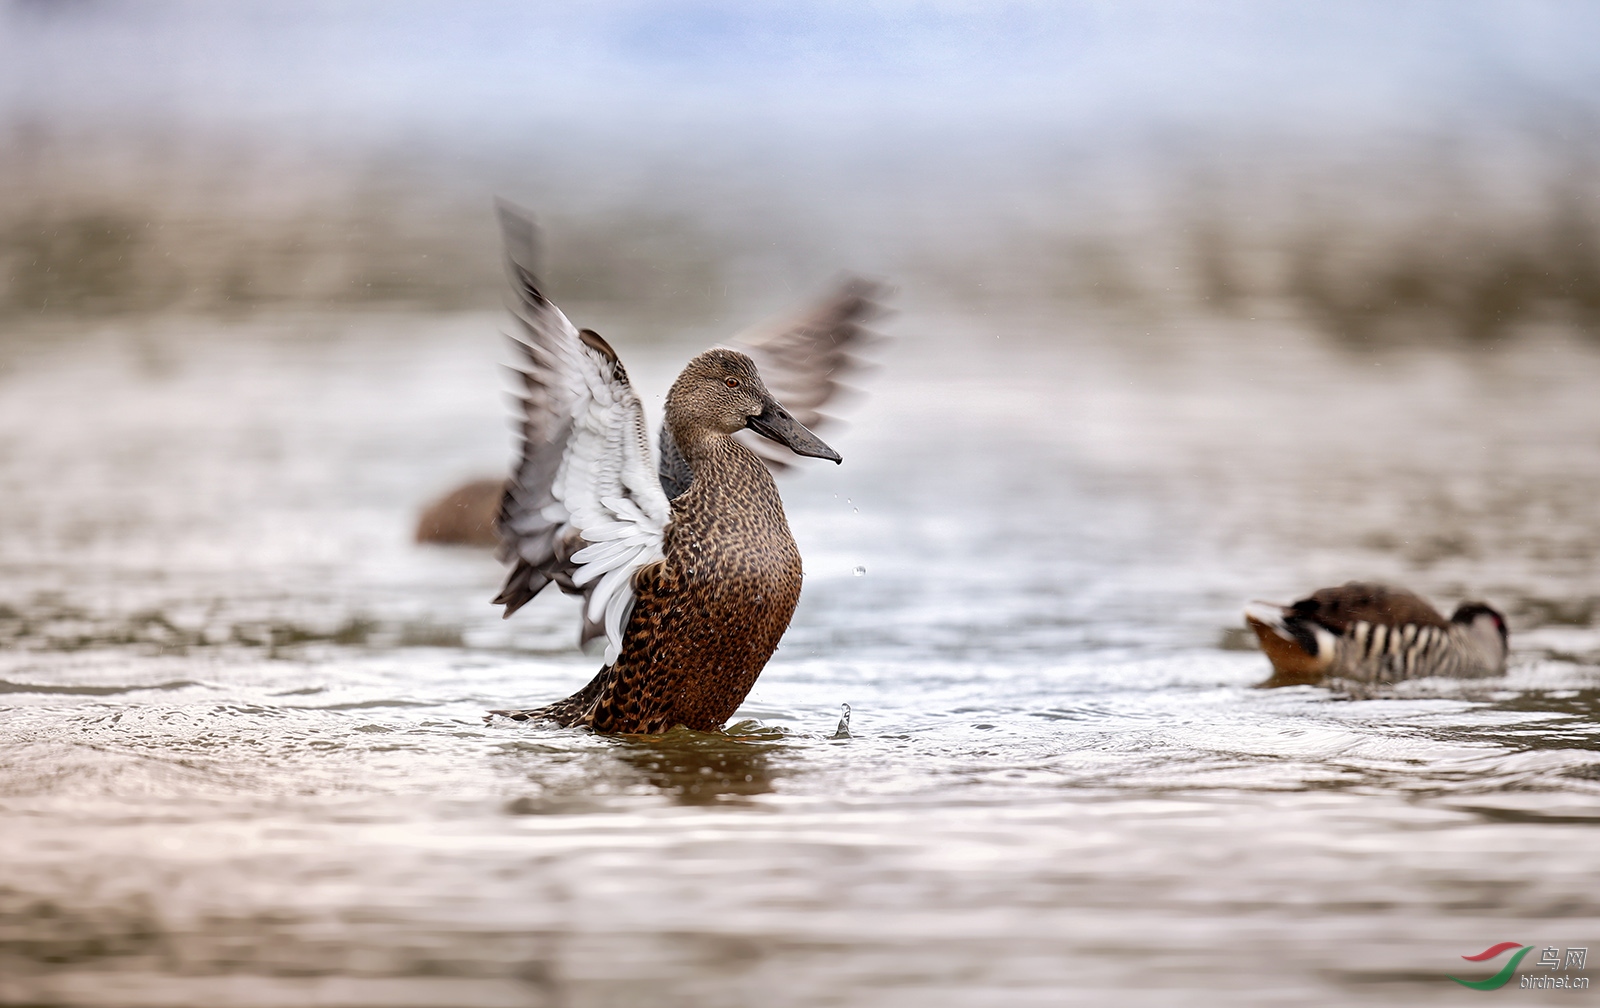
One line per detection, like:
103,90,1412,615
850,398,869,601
492,561,548,619
833,274,894,316
494,198,547,306
494,199,537,259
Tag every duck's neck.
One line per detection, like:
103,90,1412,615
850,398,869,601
675,427,765,480
669,425,782,511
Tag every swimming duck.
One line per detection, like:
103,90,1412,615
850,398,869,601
416,245,882,547
485,202,875,733
1244,582,1508,687
414,478,503,547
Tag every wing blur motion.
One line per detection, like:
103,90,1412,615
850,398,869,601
491,201,671,663
657,276,888,498
732,275,888,472
736,276,887,430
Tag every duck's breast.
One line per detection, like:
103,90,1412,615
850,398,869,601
664,496,802,632
613,489,797,728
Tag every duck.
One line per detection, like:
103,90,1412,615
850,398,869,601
414,478,502,547
1244,581,1508,687
484,201,881,733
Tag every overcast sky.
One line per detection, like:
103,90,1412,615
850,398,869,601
4,0,1598,148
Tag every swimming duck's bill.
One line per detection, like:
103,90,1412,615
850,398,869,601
746,396,842,463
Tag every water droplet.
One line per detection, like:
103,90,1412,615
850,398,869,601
832,702,852,739
852,565,866,577
852,507,859,513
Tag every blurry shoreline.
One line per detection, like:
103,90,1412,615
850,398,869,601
4,114,1600,351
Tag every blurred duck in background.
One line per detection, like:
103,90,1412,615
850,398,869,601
481,202,883,732
413,478,506,547
1245,582,1508,688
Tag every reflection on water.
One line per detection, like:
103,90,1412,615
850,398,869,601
1,309,1598,1006
499,725,786,810
606,726,784,806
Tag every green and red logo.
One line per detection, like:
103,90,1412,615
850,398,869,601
1449,943,1533,990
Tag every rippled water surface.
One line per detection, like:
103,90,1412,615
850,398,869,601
2,309,1598,1006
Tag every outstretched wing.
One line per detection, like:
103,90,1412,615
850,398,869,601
491,201,672,663
657,276,888,498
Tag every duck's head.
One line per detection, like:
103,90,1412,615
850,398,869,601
668,348,841,462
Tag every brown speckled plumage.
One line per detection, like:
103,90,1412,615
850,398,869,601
510,421,803,733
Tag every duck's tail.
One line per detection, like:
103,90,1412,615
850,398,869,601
1243,600,1334,686
1243,600,1293,639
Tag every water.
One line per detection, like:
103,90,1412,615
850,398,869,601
1,307,1598,1007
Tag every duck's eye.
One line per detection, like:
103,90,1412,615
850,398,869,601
724,377,740,389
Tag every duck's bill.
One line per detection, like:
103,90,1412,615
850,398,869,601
747,397,842,463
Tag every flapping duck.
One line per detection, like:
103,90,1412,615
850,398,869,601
484,202,884,733
1245,581,1508,687
417,240,882,548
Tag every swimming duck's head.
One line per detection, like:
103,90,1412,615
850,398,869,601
670,348,842,463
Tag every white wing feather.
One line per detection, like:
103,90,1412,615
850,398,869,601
492,201,672,664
